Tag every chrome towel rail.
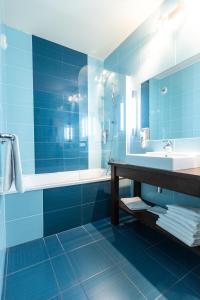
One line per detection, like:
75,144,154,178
0,133,15,143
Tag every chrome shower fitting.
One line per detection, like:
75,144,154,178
0,133,15,144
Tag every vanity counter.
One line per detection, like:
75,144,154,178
109,161,200,255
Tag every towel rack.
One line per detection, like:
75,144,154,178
0,133,15,143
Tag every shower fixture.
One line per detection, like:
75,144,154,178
0,34,8,50
161,86,168,95
95,69,110,84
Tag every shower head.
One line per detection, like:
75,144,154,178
111,82,119,101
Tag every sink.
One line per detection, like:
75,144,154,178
126,151,200,171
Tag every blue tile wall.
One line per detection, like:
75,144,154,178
1,26,35,174
5,191,43,247
32,36,88,173
43,179,131,236
149,61,200,139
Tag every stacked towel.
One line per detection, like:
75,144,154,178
156,205,200,247
121,197,151,211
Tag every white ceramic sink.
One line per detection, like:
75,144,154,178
126,151,200,171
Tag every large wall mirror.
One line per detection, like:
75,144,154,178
141,55,200,141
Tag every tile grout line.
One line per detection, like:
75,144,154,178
43,236,61,296
5,248,9,277
48,257,61,298
56,234,65,252
3,250,9,299
120,268,147,300
6,212,43,223
81,225,97,242
144,241,200,281
143,249,181,280
145,238,168,250
5,258,51,277
155,264,200,300
76,265,114,286
64,239,100,254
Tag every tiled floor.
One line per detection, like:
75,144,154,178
3,217,200,300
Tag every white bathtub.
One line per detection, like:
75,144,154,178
1,168,110,194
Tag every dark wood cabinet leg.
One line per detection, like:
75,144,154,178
134,180,141,197
111,165,119,225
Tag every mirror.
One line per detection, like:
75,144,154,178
141,55,200,140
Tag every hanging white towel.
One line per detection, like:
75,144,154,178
12,135,25,193
3,140,13,193
3,135,25,193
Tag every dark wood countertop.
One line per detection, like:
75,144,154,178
109,161,200,178
108,161,200,197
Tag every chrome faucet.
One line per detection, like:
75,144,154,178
162,140,173,152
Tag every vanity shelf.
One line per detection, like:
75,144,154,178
109,161,200,256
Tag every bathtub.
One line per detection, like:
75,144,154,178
1,168,110,194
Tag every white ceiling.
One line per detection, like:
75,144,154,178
3,0,163,59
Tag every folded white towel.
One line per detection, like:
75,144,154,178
159,214,200,237
157,219,200,247
147,206,167,216
121,197,151,211
167,205,200,221
3,140,13,193
167,211,200,230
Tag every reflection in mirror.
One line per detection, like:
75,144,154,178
141,56,200,140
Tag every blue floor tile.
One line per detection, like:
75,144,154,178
44,235,64,258
96,235,134,265
181,271,200,297
118,226,152,249
62,285,88,300
68,241,113,282
51,295,62,300
51,254,78,291
7,239,48,274
194,265,200,277
58,226,93,252
159,280,200,300
82,266,145,300
121,254,176,300
5,261,58,300
116,220,165,245
155,239,200,270
146,244,189,278
84,219,119,241
4,220,200,300
97,229,147,266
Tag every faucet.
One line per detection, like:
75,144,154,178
162,140,173,152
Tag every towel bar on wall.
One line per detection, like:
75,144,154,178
0,133,15,143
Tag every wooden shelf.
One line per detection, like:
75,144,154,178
110,162,200,256
119,199,200,256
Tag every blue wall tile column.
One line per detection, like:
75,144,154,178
1,26,35,174
32,36,88,173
